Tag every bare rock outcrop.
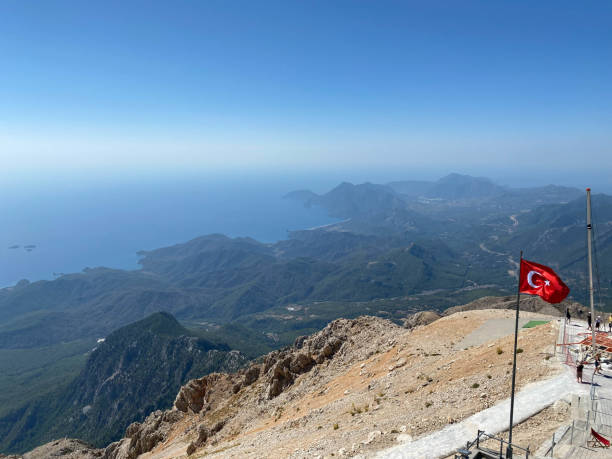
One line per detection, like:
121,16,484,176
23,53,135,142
66,316,401,458
174,378,208,413
174,373,237,414
261,319,349,398
185,419,226,455
243,364,261,386
174,317,355,409
102,410,183,459
403,310,442,329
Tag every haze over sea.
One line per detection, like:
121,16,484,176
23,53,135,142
0,173,341,288
3,166,611,289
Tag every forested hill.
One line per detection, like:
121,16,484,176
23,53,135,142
0,312,247,453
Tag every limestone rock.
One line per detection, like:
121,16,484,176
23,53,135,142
102,410,183,459
174,378,208,413
403,310,442,329
243,365,261,386
174,373,235,413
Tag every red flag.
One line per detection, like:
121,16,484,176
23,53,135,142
519,259,569,303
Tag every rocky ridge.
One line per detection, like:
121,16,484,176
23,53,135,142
10,302,566,459
105,309,560,458
101,316,390,458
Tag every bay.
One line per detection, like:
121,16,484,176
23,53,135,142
0,174,335,287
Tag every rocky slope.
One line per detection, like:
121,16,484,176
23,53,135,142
8,300,567,459
21,309,559,459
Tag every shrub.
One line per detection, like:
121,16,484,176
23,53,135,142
496,347,503,355
333,423,339,430
471,383,480,389
349,403,363,416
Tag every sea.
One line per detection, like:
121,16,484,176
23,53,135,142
3,166,609,288
0,173,338,288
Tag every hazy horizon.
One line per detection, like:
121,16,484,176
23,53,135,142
1,168,609,288
3,166,612,195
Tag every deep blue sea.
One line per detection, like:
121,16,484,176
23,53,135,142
0,174,337,287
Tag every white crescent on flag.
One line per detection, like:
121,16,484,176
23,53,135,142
527,270,550,288
527,270,541,288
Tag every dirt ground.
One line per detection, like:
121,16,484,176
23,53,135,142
140,309,565,459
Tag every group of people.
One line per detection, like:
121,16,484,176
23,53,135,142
589,312,612,331
566,308,609,383
566,308,612,332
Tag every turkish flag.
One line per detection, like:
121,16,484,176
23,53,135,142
519,259,570,304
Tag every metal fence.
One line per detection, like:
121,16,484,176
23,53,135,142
542,379,612,456
456,429,530,458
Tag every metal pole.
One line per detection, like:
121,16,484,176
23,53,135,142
551,432,555,457
507,250,523,459
561,309,567,358
587,188,595,357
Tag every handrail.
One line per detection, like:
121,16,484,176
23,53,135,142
464,430,530,457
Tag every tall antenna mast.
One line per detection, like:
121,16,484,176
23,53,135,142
587,188,595,354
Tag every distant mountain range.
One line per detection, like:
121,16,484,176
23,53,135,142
1,173,611,454
2,174,608,355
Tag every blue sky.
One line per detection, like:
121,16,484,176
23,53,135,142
1,1,611,182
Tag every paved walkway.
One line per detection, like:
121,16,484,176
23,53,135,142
453,316,533,351
376,318,602,459
377,370,588,459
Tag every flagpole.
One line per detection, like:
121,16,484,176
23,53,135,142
507,250,523,459
586,188,596,357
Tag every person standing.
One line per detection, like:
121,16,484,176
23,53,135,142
577,361,584,383
588,312,592,330
566,307,571,325
596,316,601,331
608,314,612,333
